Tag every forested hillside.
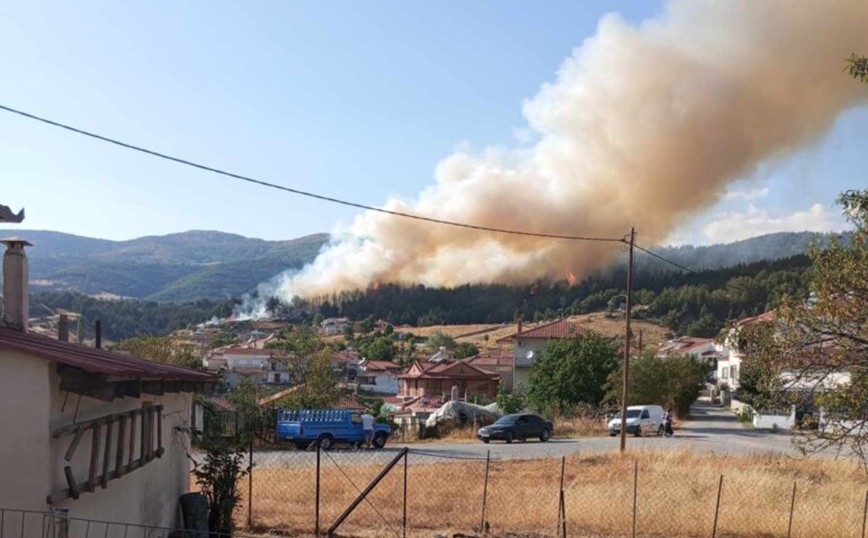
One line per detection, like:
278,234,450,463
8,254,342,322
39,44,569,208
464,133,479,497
0,229,327,302
0,228,842,304
294,254,813,338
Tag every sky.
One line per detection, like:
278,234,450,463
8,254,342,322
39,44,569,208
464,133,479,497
1,1,866,246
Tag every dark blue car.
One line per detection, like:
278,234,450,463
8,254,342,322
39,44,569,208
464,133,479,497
477,413,553,444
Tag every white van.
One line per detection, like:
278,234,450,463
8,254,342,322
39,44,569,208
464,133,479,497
607,405,664,436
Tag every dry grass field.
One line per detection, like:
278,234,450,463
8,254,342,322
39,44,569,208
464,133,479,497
227,449,868,537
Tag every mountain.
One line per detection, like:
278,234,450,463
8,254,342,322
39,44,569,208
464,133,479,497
639,231,851,272
0,229,328,302
0,228,848,302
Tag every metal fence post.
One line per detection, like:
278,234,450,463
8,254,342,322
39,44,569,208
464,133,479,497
861,489,867,538
558,456,567,538
632,460,638,538
711,475,724,538
247,436,253,528
315,442,321,536
403,450,408,538
480,450,490,533
786,482,796,538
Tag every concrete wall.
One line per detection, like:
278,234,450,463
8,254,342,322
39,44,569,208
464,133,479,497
513,367,531,389
0,350,53,510
48,366,193,529
359,373,398,395
0,351,193,529
753,408,795,430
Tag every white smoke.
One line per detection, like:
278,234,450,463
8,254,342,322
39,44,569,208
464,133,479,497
255,0,868,312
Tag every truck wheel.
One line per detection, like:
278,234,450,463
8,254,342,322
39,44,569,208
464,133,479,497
540,429,551,442
372,432,387,449
318,435,334,451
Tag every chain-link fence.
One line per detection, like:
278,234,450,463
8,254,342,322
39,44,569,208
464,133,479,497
233,446,868,538
0,509,243,538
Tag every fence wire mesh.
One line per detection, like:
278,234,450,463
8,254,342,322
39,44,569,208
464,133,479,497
232,445,868,538
0,509,238,538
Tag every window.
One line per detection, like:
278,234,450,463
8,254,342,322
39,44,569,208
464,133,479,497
640,410,650,419
731,365,739,381
722,367,730,379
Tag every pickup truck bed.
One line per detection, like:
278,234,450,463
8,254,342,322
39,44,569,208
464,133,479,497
277,408,391,450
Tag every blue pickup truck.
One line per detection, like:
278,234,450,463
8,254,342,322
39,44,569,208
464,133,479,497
276,409,391,450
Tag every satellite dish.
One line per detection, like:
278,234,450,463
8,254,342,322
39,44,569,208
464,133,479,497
525,350,534,360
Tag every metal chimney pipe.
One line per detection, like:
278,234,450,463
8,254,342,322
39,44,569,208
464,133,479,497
95,320,102,349
58,314,69,342
1,237,32,332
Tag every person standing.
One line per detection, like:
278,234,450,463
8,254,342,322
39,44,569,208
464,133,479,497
361,409,376,449
662,408,674,437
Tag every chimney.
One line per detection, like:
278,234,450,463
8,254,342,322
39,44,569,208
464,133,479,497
2,237,32,332
517,319,523,334
58,314,70,342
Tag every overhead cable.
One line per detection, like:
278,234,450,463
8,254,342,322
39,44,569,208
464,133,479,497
634,243,751,294
0,104,624,244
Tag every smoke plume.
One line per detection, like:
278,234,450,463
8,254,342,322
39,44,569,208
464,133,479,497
263,0,868,308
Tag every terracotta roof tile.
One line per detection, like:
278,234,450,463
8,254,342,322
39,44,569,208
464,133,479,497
496,319,583,343
0,328,214,382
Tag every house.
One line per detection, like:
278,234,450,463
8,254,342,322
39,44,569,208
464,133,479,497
354,359,402,395
716,311,776,390
330,349,362,381
321,317,350,336
496,319,584,388
464,349,515,389
0,237,213,528
204,346,290,387
656,336,725,380
398,360,499,401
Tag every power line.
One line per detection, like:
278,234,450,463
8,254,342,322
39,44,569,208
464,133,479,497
0,103,625,244
634,243,751,294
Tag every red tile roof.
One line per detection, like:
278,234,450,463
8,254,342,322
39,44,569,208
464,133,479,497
465,350,514,368
496,319,583,343
738,311,777,326
219,347,276,356
398,360,499,381
363,360,403,372
0,328,214,382
656,337,716,356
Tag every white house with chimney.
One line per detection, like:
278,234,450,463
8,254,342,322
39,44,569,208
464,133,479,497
204,346,291,387
0,234,214,529
353,359,401,395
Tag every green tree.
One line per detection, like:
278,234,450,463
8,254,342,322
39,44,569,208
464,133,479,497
113,335,200,369
847,53,868,82
606,353,711,418
427,331,456,351
359,315,375,335
360,336,397,361
749,189,867,462
273,350,339,409
527,332,620,413
454,342,479,359
266,325,324,358
496,383,526,414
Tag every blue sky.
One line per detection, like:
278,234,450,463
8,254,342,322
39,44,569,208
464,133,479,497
1,1,865,245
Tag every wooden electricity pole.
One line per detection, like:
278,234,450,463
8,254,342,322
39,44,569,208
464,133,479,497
619,227,635,453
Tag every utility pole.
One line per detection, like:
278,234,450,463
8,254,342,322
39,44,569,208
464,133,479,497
619,227,635,453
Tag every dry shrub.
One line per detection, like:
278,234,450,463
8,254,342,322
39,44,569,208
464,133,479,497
225,449,867,538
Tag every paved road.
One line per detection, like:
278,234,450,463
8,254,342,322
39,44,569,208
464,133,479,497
252,402,800,468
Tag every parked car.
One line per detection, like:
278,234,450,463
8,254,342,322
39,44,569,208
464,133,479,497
607,405,664,437
277,408,391,450
477,413,553,443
